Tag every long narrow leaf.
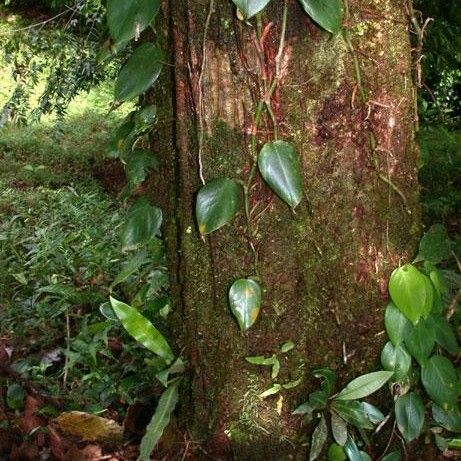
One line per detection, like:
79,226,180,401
138,380,180,461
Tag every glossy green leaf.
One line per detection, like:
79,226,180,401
384,303,411,346
404,318,435,366
331,400,374,430
126,149,159,186
310,414,327,461
313,368,337,396
121,198,162,251
260,383,282,398
196,178,241,235
388,264,434,324
229,278,261,331
110,297,174,363
343,437,362,461
133,104,157,134
112,250,148,287
6,383,25,411
381,341,411,381
138,380,179,461
107,0,160,43
361,402,385,424
115,43,163,102
395,392,425,442
418,224,452,264
155,358,186,387
432,404,461,433
381,452,401,461
328,443,346,461
331,411,348,446
258,140,303,209
421,355,460,410
298,0,343,34
231,0,271,19
432,315,461,354
335,371,393,401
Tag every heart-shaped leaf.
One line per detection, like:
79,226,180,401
121,198,162,251
110,297,174,363
298,0,343,34
395,392,425,442
335,371,393,401
258,140,303,209
421,355,460,410
384,303,411,346
231,0,271,19
196,178,241,235
418,224,452,264
389,264,434,324
381,341,412,381
115,43,163,102
126,149,159,186
404,318,435,366
229,278,261,330
107,0,160,43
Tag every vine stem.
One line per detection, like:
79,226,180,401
342,0,410,214
197,0,215,185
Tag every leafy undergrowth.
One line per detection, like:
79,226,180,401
0,107,172,459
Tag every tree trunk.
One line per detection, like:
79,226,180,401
152,0,420,459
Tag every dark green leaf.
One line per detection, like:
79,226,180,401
424,262,449,297
258,140,303,209
328,443,346,461
310,414,328,461
313,368,337,396
6,383,25,411
432,404,461,433
110,297,174,364
121,198,162,251
133,105,157,134
418,224,452,264
331,412,348,446
107,119,135,158
107,0,160,43
298,0,343,34
112,250,148,287
196,178,241,235
389,264,434,324
381,452,401,461
404,318,435,366
421,355,460,410
115,43,163,102
432,315,461,355
138,380,179,461
384,303,411,346
231,0,271,19
343,437,362,461
229,278,261,331
99,302,118,321
381,341,412,381
293,389,328,420
395,392,425,442
331,400,374,430
360,453,372,461
126,150,159,186
335,371,393,400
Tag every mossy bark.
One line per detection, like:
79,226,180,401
151,0,421,459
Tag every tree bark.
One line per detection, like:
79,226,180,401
152,0,421,459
